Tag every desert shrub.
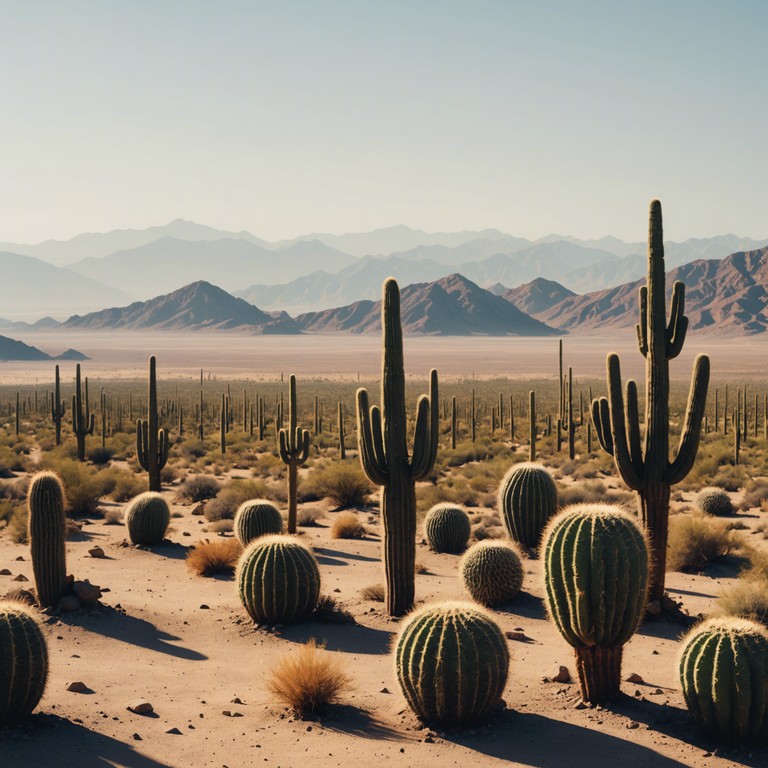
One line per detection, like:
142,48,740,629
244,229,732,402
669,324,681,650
715,578,768,626
186,539,243,576
87,446,114,465
360,584,385,602
206,519,234,533
180,439,208,460
6,507,28,543
696,488,733,516
667,514,735,572
104,508,124,525
266,639,352,716
177,475,221,503
160,465,179,484
205,478,270,521
313,595,355,624
302,464,372,509
414,561,430,574
38,458,111,516
710,464,747,492
298,507,324,527
108,470,146,502
330,511,366,539
740,479,768,511
556,479,634,508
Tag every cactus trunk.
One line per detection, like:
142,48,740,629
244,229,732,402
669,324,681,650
574,646,622,704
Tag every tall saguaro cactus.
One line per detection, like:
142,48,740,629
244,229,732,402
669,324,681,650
356,278,439,616
278,375,310,534
72,363,94,461
51,365,65,446
591,200,710,604
136,356,169,492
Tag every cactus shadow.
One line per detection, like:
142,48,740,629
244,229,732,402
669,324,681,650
313,546,379,563
0,713,173,767
495,591,547,621
283,622,394,655
320,705,406,741
143,540,190,560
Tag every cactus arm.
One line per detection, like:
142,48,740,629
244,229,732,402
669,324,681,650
158,428,169,469
356,388,388,485
409,395,432,480
136,419,148,470
591,397,613,455
625,380,643,472
666,281,688,359
636,286,648,358
606,354,643,492
425,368,439,473
297,427,310,465
277,428,290,463
666,354,710,484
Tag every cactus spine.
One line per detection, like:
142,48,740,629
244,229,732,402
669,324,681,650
356,278,439,616
679,618,768,745
51,364,65,446
72,363,94,461
0,602,48,723
278,375,310,534
543,504,649,703
136,356,169,493
27,472,67,608
591,200,709,604
395,602,509,726
423,503,470,553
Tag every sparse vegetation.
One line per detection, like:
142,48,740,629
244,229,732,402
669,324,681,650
186,539,243,576
667,513,735,573
330,511,366,539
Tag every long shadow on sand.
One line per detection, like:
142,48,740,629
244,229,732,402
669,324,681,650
495,591,547,621
314,546,380,567
62,608,207,661
320,705,406,741
283,622,394,655
0,714,173,768
143,541,190,561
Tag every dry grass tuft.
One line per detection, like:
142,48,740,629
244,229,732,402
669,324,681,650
360,584,385,602
267,639,352,716
715,578,768,626
667,513,735,573
186,539,243,577
414,561,430,575
314,595,356,624
103,508,124,525
298,507,324,527
330,511,366,539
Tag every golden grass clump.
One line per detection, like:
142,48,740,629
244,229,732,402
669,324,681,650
360,584,385,601
715,578,768,626
667,513,734,573
330,511,366,539
267,639,352,716
186,539,243,576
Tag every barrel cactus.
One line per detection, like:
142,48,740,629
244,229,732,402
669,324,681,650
498,462,557,549
234,500,283,545
237,535,320,625
125,492,170,545
542,504,649,704
424,503,471,553
696,488,733,517
395,601,509,727
679,617,768,745
0,601,48,723
460,540,524,607
27,471,68,608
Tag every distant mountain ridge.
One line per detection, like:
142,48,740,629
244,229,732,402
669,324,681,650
0,335,87,361
503,278,577,316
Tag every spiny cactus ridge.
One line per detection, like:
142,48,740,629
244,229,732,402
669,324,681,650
424,503,471,554
125,492,170,546
234,500,284,545
498,462,557,549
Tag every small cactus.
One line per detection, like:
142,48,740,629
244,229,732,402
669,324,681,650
27,472,67,608
0,601,48,724
234,500,283,545
542,504,649,704
423,503,471,553
498,462,557,549
696,488,733,517
394,601,509,727
237,535,320,625
679,617,768,745
125,492,170,546
460,540,524,607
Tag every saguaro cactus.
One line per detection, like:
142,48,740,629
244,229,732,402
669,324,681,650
528,390,536,461
591,200,709,604
72,363,94,461
356,278,439,616
136,356,169,492
278,375,310,534
337,401,346,459
51,364,65,446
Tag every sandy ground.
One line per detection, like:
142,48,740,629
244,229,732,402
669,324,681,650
1,484,766,768
0,330,764,385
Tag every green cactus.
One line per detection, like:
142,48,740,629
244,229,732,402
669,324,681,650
695,488,733,516
356,278,439,617
278,374,311,535
125,491,170,546
591,200,709,605
679,617,768,745
27,471,68,608
338,401,346,459
451,395,457,449
423,503,470,554
394,601,509,727
0,601,48,723
237,535,320,625
460,540,524,607
234,499,283,545
136,356,169,492
542,504,649,703
72,363,94,461
528,390,536,461
51,364,65,446
498,462,557,549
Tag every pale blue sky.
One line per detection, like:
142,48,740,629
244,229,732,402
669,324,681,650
1,1,765,243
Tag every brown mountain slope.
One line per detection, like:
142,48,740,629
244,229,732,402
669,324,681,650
503,278,577,316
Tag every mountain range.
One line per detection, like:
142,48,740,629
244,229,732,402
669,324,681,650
0,335,87,362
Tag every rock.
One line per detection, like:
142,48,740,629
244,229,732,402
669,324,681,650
573,701,587,710
646,600,662,617
67,681,88,693
14,556,24,561
230,697,243,704
2,588,36,605
165,727,182,735
200,604,209,610
57,596,81,612
127,700,154,715
191,504,206,516
505,630,531,642
626,673,644,684
12,574,29,582
88,547,106,559
73,580,102,605
0,568,11,575
131,733,142,741
626,721,640,730
553,666,571,683
380,687,390,694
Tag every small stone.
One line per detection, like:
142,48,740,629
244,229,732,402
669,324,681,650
626,673,644,684
131,733,142,741
67,681,88,693
12,574,29,582
380,687,390,694
127,700,154,715
73,580,102,605
57,596,81,612
191,503,206,516
646,600,662,617
627,721,640,730
0,568,11,576
221,710,232,717
333,588,341,593
424,736,434,743
14,556,24,561
552,666,571,683
165,727,182,735
200,604,210,610
505,630,531,642
652,650,659,655
573,701,587,710
231,697,243,704
88,547,106,559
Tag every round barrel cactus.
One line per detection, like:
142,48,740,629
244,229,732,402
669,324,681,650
125,492,170,545
460,540,524,607
395,601,509,727
27,471,67,608
542,504,648,704
234,499,283,545
679,617,768,745
696,488,733,516
0,601,48,723
423,503,471,553
237,535,320,625
498,462,557,549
